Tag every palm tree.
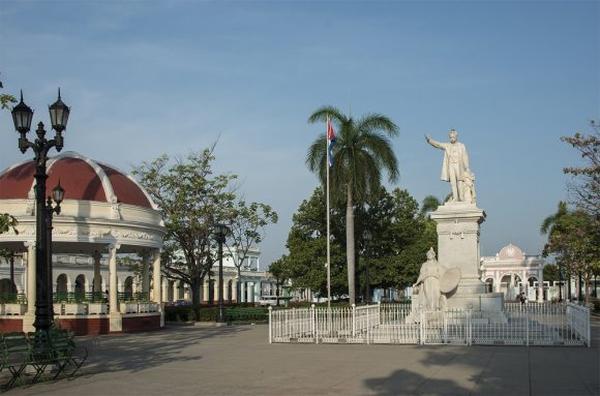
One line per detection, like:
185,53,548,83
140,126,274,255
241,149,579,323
306,106,399,305
420,195,442,217
540,201,568,235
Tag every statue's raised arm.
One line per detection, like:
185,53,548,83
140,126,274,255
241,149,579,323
425,134,444,150
426,129,475,204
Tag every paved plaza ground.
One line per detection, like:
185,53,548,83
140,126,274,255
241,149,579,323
6,316,600,396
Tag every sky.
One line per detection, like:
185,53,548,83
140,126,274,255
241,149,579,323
1,1,598,268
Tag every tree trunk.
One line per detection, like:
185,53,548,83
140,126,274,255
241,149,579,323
276,282,280,307
237,267,242,304
191,278,201,306
584,275,590,305
346,185,355,305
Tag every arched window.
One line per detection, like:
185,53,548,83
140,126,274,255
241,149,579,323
75,274,86,295
168,280,175,302
124,276,134,298
178,280,185,300
485,278,494,293
0,279,16,300
56,274,68,301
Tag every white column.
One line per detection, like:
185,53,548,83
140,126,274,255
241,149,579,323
203,280,209,303
108,244,122,332
152,249,162,304
254,281,260,303
214,279,220,302
142,252,150,295
248,282,254,303
240,282,246,303
23,242,36,332
93,251,102,293
232,280,238,303
162,279,168,302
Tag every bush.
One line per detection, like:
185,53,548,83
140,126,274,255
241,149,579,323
164,305,268,323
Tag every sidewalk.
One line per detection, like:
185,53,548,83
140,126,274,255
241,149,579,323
8,316,600,396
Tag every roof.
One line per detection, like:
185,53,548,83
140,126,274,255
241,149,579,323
0,152,155,209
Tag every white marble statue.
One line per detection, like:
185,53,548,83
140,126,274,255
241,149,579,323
425,129,474,203
413,248,446,310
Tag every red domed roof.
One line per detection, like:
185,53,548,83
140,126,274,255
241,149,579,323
0,152,153,209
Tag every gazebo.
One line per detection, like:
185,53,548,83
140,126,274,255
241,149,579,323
0,151,165,334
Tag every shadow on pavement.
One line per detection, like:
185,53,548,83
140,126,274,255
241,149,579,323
364,368,471,396
78,325,250,375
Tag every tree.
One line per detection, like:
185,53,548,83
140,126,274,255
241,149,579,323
268,255,290,306
133,147,237,305
0,74,17,110
419,195,442,217
226,201,278,302
0,75,17,253
561,121,600,217
543,264,560,283
542,205,600,304
306,106,399,304
282,187,347,297
281,186,436,301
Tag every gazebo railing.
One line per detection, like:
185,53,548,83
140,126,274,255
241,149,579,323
0,293,27,304
118,292,150,302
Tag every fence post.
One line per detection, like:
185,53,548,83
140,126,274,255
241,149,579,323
419,310,424,345
526,309,529,346
467,310,472,346
366,305,370,345
587,307,591,348
268,306,273,344
311,304,317,344
377,301,381,325
352,304,356,338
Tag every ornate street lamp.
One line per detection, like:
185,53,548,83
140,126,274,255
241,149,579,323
213,223,230,323
10,89,70,340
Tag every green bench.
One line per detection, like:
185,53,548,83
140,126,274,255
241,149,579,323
0,329,88,389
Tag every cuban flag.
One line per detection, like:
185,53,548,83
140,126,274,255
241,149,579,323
327,119,336,167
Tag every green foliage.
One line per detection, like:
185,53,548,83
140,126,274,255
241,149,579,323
164,305,268,322
306,106,399,201
305,105,400,304
542,202,600,303
226,200,278,277
134,147,276,305
543,264,560,283
133,147,238,305
280,186,436,299
0,214,18,260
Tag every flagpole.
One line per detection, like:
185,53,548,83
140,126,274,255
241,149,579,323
326,116,331,310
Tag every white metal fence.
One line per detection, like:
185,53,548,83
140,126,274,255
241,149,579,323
268,302,590,347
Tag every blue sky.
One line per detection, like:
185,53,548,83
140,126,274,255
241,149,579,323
1,1,598,267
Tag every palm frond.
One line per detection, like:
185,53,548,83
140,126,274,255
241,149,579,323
308,106,347,124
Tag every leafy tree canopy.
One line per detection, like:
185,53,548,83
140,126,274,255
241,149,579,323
278,186,436,299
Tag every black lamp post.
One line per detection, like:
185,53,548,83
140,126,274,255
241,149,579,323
10,90,70,338
46,182,64,315
213,223,230,323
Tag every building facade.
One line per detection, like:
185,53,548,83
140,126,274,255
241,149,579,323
480,243,546,301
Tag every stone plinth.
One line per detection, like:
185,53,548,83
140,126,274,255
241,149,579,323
431,202,504,312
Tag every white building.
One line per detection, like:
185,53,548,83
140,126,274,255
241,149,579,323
480,243,546,301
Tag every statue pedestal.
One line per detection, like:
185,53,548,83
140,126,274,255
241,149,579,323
431,202,504,314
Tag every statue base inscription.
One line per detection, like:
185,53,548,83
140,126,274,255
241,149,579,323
430,202,504,316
